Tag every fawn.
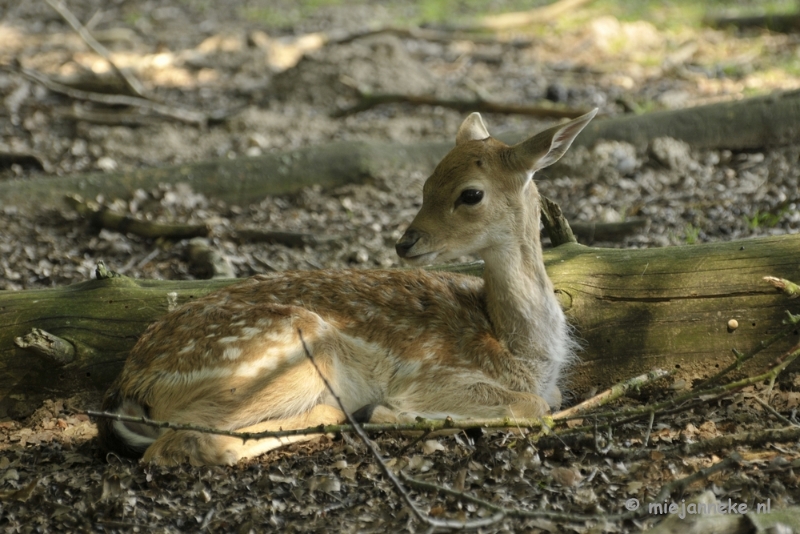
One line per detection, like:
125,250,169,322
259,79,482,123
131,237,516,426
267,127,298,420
97,108,597,465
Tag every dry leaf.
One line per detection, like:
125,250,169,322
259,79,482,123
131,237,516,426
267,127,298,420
0,479,38,502
308,475,341,493
407,455,433,472
453,469,467,491
429,505,445,517
626,480,643,494
550,466,583,488
101,475,123,500
422,440,445,455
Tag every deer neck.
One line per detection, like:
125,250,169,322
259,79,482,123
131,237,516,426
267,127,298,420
480,186,558,356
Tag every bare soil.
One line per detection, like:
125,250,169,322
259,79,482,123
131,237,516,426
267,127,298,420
1,1,800,532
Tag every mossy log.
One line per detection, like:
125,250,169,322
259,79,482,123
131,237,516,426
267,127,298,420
1,91,799,212
1,234,799,419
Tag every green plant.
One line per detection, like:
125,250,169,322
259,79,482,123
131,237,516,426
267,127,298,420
684,223,700,245
745,208,786,230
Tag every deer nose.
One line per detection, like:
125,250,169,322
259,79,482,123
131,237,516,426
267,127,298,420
395,229,421,258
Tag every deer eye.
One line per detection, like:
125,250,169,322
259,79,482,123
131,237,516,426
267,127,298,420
457,189,484,206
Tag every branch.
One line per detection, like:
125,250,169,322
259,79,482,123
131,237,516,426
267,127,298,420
677,426,800,456
44,0,147,99
753,396,798,427
65,194,340,249
11,64,208,126
704,11,800,33
66,194,209,239
551,341,800,442
650,454,741,504
13,328,75,365
540,196,576,246
569,218,649,244
764,276,800,299
554,369,671,419
87,406,556,442
329,26,534,47
233,229,337,248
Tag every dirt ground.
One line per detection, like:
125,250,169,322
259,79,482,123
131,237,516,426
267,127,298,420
1,0,800,532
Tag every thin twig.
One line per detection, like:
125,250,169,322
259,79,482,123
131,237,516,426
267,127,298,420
12,64,208,125
753,397,797,427
296,329,505,531
555,340,800,435
45,0,147,98
642,410,655,448
86,409,548,441
66,194,210,239
554,368,670,419
396,430,433,457
651,454,741,503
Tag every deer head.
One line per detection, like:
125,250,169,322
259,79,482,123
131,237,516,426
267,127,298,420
396,109,598,264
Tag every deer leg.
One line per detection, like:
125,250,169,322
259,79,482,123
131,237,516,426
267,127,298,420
365,380,550,424
143,404,346,466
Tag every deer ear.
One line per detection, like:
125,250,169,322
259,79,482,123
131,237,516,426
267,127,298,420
507,108,598,173
456,112,490,145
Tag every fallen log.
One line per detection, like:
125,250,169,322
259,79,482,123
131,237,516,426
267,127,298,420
0,140,450,211
1,91,798,211
499,89,800,151
1,234,798,419
704,11,800,33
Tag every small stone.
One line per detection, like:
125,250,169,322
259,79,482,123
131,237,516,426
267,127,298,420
97,156,117,172
727,319,739,332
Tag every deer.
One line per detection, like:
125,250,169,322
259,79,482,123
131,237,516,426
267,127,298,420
96,108,598,466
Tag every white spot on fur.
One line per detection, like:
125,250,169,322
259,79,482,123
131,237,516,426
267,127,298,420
223,347,243,360
218,336,240,344
240,327,262,340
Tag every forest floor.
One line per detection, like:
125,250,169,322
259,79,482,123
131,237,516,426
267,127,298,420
1,0,800,532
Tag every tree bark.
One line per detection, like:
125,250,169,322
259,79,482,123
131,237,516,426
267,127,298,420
0,140,451,210
499,89,800,151
2,234,798,418
2,91,799,211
